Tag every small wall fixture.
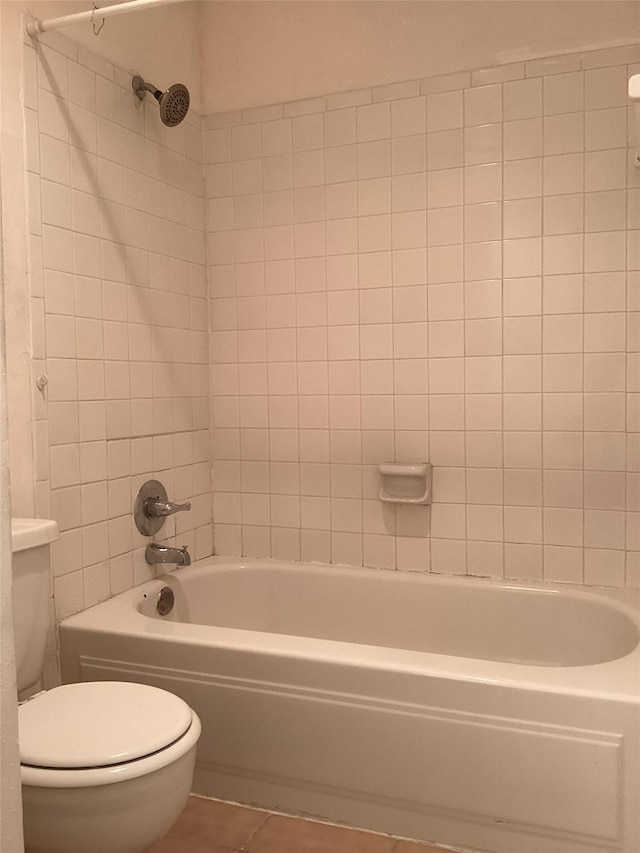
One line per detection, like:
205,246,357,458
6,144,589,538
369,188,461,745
379,463,432,505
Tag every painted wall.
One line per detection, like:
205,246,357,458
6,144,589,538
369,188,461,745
0,417,23,847
0,203,25,853
1,7,33,845
2,3,38,520
201,1,640,113
206,42,640,586
24,0,202,112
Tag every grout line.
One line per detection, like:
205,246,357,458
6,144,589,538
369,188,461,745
238,808,271,851
181,796,463,853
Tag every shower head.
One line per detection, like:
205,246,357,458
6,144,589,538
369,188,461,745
132,75,190,127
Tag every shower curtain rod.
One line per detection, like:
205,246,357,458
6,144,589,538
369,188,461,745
26,0,190,37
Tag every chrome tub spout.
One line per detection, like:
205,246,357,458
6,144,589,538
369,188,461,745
145,542,191,567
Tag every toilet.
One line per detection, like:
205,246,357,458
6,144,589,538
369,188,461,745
12,518,201,853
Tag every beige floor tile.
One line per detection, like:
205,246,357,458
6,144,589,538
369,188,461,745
147,834,233,853
150,796,455,853
166,795,267,848
246,813,396,853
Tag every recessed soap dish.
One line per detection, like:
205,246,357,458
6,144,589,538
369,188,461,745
379,462,432,505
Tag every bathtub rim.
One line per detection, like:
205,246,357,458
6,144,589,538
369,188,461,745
60,556,640,703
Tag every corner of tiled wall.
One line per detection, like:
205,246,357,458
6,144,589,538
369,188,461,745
205,43,640,588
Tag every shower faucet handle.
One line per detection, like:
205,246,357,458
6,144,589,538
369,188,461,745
134,480,191,537
144,496,192,518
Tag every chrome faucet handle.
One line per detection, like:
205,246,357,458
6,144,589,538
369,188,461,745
144,497,192,518
135,480,192,537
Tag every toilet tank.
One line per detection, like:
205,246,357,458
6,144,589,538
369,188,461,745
11,519,59,693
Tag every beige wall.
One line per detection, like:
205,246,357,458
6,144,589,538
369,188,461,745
0,203,25,853
23,0,203,112
2,3,37,518
201,1,640,114
0,7,24,845
0,428,23,845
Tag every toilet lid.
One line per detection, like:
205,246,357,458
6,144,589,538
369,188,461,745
19,682,193,769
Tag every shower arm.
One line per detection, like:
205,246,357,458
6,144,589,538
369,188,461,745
26,0,190,38
133,77,163,101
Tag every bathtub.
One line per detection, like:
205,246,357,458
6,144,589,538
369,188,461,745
59,558,640,853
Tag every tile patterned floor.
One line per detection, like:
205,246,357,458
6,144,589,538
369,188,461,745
148,796,449,853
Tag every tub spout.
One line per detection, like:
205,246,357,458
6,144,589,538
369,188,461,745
145,542,191,567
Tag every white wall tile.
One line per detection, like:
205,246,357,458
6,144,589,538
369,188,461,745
193,46,640,586
464,85,502,126
504,78,542,121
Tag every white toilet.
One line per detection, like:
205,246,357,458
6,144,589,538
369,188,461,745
12,518,201,853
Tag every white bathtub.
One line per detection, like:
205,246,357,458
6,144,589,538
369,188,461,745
60,558,640,853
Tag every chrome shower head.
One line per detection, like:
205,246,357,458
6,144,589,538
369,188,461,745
132,75,190,127
158,83,190,127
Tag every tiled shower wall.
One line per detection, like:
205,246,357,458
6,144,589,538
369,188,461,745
22,31,213,626
207,45,640,587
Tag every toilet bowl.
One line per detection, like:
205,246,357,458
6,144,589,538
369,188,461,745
12,519,202,853
19,681,201,853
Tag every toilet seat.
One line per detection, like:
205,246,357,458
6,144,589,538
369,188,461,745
20,682,201,788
